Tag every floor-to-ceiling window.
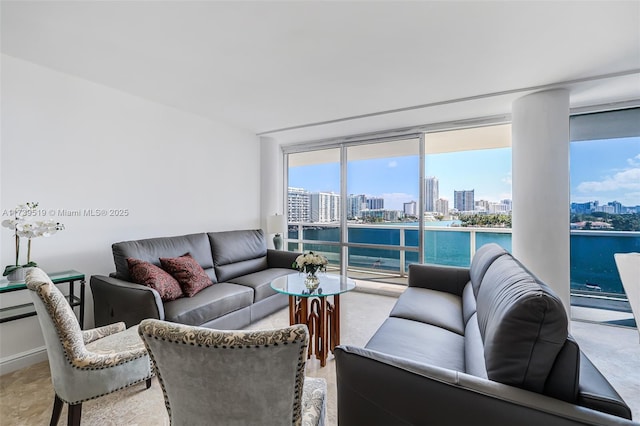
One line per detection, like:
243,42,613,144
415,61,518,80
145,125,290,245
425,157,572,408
283,109,639,312
423,124,512,266
285,124,513,281
569,108,640,307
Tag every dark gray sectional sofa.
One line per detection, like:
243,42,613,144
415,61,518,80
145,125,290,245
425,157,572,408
336,243,637,426
91,229,298,329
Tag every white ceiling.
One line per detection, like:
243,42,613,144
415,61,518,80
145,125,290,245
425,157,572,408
2,1,639,144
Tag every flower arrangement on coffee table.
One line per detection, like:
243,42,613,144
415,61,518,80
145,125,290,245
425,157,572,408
292,251,328,289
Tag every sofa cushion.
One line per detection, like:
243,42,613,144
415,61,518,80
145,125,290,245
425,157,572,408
365,317,465,372
113,233,216,282
461,281,477,325
390,287,464,335
464,312,488,379
163,283,253,326
208,230,268,282
476,254,568,394
469,243,507,298
160,253,213,297
127,257,184,301
228,268,296,303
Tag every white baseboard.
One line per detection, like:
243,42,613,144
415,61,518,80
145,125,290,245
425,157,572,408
0,346,47,376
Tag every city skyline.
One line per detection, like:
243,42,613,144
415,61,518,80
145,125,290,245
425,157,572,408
288,137,640,211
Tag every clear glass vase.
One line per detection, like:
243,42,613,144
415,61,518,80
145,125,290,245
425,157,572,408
304,272,320,290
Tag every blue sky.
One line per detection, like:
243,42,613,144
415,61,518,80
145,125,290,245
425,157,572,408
289,137,640,210
570,137,640,207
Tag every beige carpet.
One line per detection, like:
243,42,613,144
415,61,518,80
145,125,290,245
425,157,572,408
1,290,639,425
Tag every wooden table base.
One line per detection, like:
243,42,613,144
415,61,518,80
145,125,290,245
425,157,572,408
289,294,341,367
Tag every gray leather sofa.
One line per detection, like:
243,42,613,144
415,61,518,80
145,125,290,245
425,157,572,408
91,229,298,329
336,244,637,426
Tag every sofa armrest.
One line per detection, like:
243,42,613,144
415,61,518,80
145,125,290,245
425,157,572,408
267,249,301,270
335,345,637,426
90,275,164,328
408,263,471,296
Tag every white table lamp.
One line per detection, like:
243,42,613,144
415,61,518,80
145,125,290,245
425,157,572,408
267,214,287,250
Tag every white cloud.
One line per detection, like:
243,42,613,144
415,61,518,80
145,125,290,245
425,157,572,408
577,168,640,193
627,154,640,167
388,161,398,168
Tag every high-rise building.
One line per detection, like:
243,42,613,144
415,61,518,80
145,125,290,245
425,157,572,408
425,177,439,212
403,201,417,217
454,189,475,212
594,204,615,214
475,200,490,213
608,201,623,214
435,198,449,216
571,201,598,214
287,187,310,223
310,192,341,223
347,194,367,219
366,197,384,210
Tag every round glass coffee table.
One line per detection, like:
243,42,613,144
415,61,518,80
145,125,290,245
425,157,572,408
271,273,356,367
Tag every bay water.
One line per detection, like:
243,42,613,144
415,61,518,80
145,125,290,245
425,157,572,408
295,222,639,295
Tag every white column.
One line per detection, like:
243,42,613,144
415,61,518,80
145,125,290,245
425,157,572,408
260,136,284,248
512,89,571,314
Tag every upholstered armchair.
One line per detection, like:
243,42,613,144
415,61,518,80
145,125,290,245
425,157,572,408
26,268,153,426
138,319,326,426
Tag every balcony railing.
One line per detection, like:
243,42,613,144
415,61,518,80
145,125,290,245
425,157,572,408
286,222,639,300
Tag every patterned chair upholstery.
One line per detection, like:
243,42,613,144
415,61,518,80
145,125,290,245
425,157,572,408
26,268,153,426
139,319,327,426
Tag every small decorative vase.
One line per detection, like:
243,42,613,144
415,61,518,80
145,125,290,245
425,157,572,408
6,266,26,283
304,272,320,291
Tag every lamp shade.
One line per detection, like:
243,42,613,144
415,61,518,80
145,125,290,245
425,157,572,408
267,214,287,235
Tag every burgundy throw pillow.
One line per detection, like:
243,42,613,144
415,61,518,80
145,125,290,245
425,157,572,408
160,253,213,297
127,257,184,301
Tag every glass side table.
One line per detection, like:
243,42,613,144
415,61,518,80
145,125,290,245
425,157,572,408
271,273,356,367
0,270,86,328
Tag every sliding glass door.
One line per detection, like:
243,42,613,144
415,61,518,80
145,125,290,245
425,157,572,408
346,138,420,280
287,148,342,271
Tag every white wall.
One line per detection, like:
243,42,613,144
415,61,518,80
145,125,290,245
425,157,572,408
0,54,261,373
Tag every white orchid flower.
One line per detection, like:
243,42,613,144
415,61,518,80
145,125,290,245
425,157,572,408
2,219,18,230
3,202,64,273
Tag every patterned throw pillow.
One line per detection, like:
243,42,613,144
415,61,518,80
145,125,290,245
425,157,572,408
160,253,213,297
127,258,184,301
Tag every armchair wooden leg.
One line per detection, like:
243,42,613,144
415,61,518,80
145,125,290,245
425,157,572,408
67,403,82,426
146,378,152,389
50,394,64,426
